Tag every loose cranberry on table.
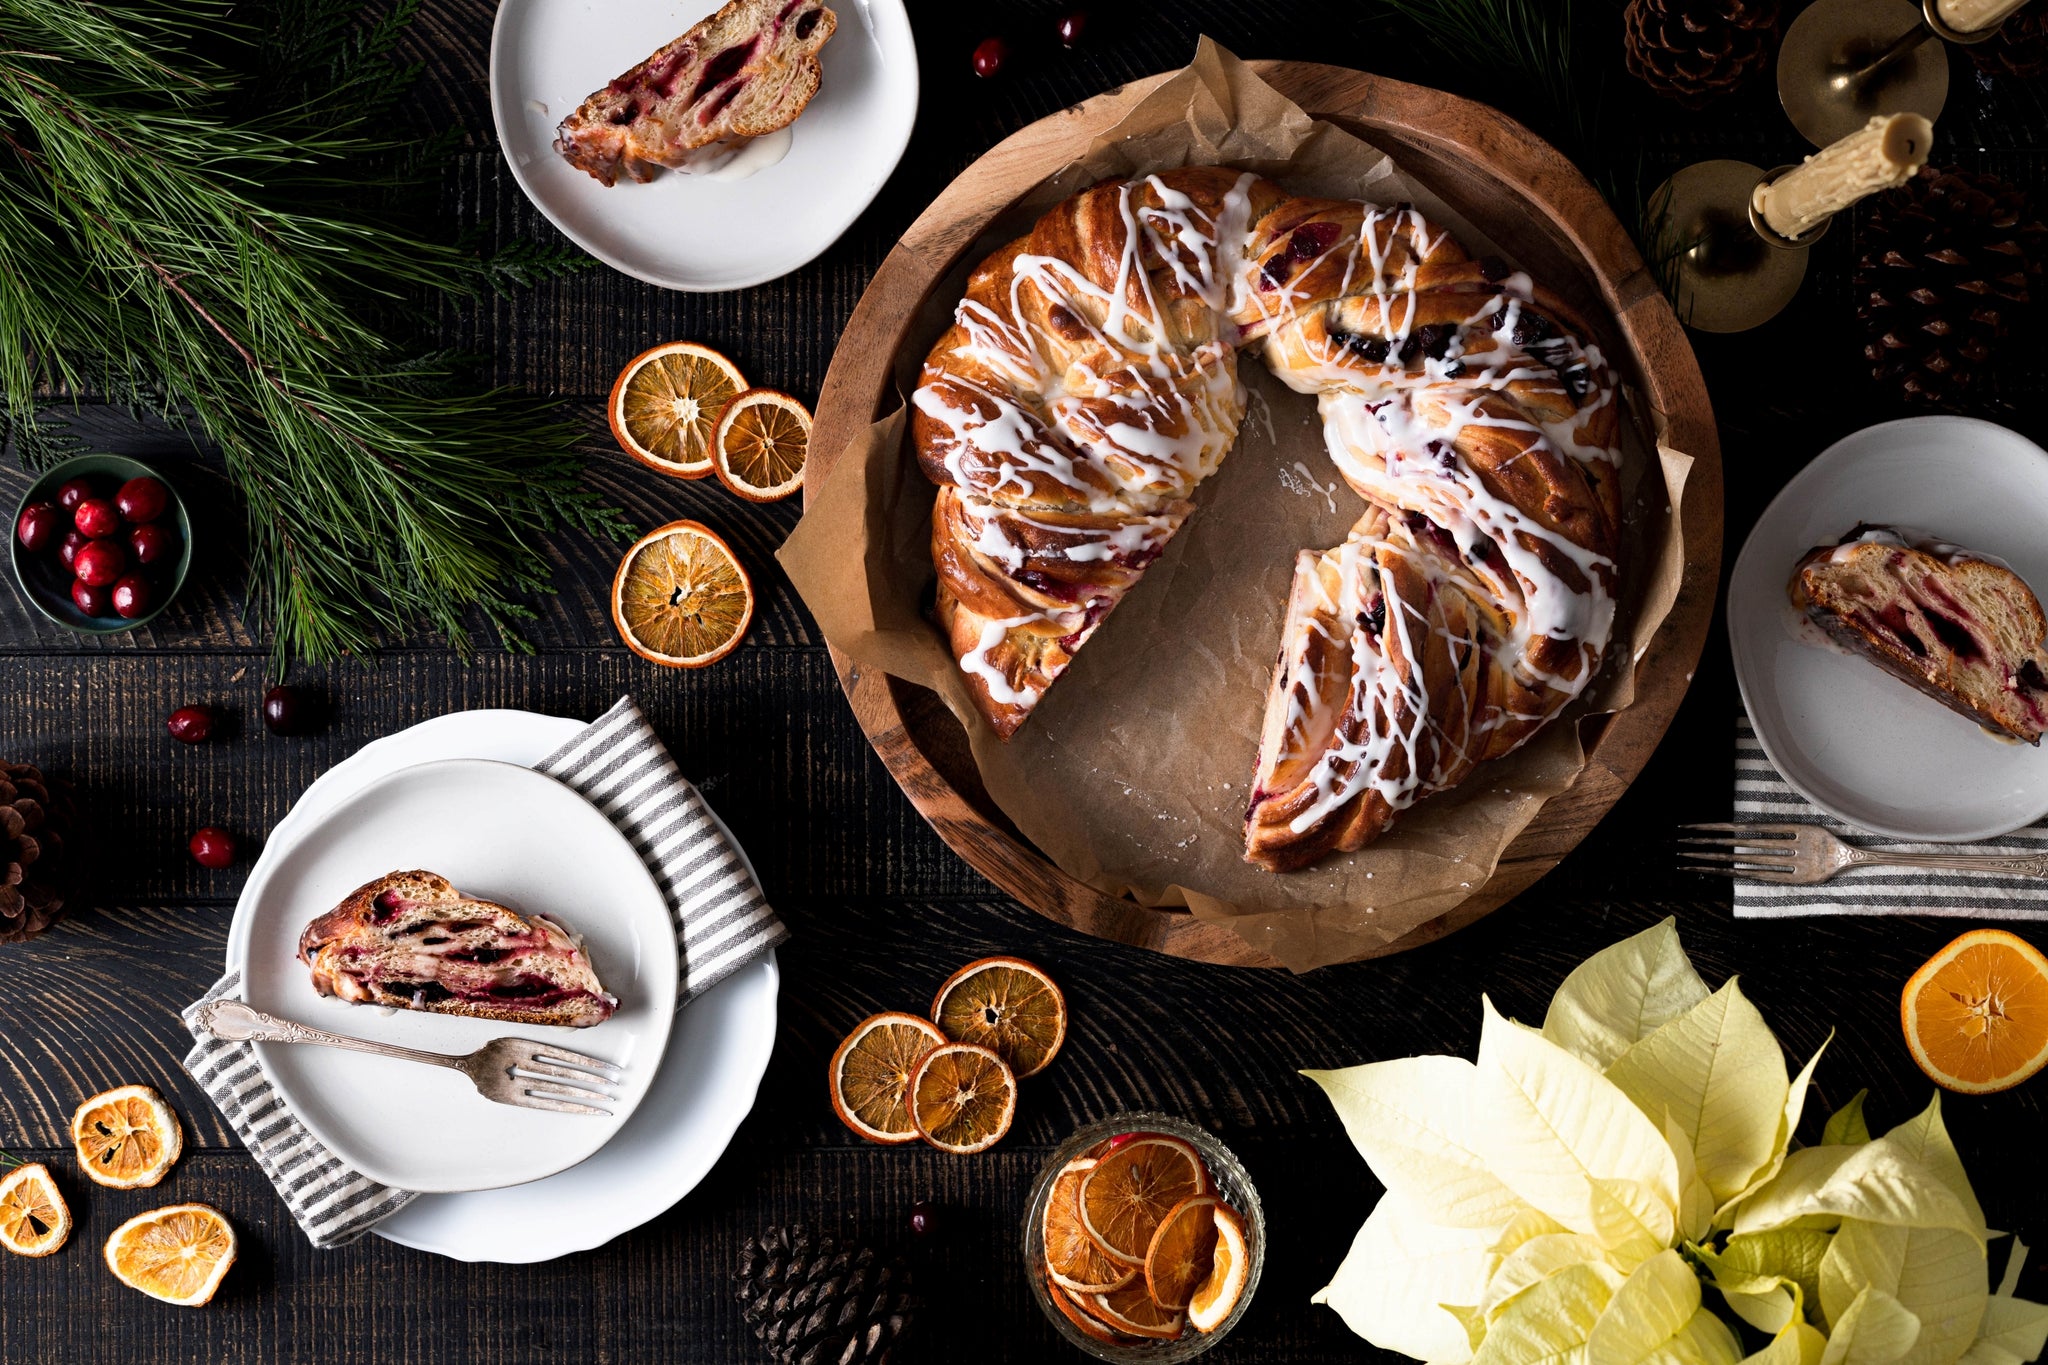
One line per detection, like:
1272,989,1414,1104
1057,10,1087,45
262,684,321,736
166,705,217,744
110,575,151,620
57,529,87,570
128,521,176,567
73,497,121,540
72,539,126,588
70,579,111,617
972,36,1008,77
189,826,237,869
15,502,61,555
115,476,169,524
53,477,96,512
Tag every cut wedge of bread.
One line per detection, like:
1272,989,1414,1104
297,871,618,1028
554,0,837,186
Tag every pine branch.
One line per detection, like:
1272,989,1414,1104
0,0,628,673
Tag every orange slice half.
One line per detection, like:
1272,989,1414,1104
609,341,747,478
931,956,1068,1079
1078,1134,1209,1267
72,1085,182,1189
908,1041,1017,1154
1044,1158,1137,1294
1188,1202,1251,1333
104,1204,236,1306
1902,928,2048,1093
1145,1193,1222,1310
829,1012,946,1144
1048,1271,1130,1344
0,1163,71,1257
611,520,754,668
712,388,811,502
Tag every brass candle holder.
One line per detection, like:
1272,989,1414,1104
1650,161,1824,334
1777,0,2015,147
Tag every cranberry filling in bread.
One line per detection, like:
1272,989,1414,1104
554,0,837,186
298,872,618,1028
1791,524,2048,745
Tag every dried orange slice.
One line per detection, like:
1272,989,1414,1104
1145,1193,1222,1310
1188,1202,1251,1333
0,1163,71,1256
908,1041,1017,1154
104,1204,236,1306
1902,928,2048,1093
1078,1279,1187,1340
611,520,754,668
1078,1134,1209,1267
1047,1271,1130,1344
829,1012,946,1144
1045,1158,1137,1294
931,956,1068,1079
72,1085,182,1189
712,388,811,502
609,341,747,478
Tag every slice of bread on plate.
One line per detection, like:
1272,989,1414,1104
297,871,619,1028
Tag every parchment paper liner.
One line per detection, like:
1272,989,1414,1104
780,40,1693,971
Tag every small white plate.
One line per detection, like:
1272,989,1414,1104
229,710,779,1261
489,0,918,291
229,758,678,1193
1729,416,2048,841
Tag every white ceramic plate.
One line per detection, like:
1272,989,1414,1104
228,710,779,1260
229,758,678,1193
489,0,918,291
1729,416,2048,841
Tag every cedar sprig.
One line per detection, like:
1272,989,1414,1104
0,0,624,671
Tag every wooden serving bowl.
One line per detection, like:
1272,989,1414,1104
807,61,1723,968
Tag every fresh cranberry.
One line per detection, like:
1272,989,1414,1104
53,477,97,512
14,502,61,555
72,539,126,588
908,1200,940,1238
56,529,87,570
70,578,110,616
167,705,217,743
262,684,321,736
1106,1132,1138,1152
190,826,237,869
115,476,169,524
128,521,176,566
1057,10,1087,45
972,36,1008,77
73,497,121,540
111,574,152,619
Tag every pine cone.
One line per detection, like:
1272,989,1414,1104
735,1227,916,1365
1623,0,1781,107
1968,6,2048,80
0,762,72,944
1856,166,2046,407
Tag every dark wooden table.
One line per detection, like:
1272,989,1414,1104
3,2,2046,1361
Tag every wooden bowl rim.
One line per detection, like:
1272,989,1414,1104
805,60,1724,968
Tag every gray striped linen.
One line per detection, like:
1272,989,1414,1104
1735,714,2048,919
180,695,786,1247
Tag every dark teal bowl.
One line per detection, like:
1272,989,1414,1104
9,453,195,635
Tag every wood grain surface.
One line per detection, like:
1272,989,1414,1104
0,1,2045,1361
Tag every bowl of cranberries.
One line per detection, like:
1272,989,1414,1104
10,454,192,634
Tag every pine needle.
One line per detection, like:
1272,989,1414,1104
0,0,626,673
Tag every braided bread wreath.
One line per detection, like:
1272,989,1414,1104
909,166,1623,874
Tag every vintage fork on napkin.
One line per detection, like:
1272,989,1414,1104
1679,823,2048,887
194,999,623,1116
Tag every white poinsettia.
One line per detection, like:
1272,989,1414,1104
1305,919,2048,1365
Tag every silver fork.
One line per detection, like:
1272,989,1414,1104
195,999,622,1116
1678,823,2048,886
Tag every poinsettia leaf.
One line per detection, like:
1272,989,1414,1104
1543,918,1710,1071
1820,1219,1985,1365
1720,1039,1832,1225
1480,1231,1617,1322
1605,979,1789,1206
1974,1291,2048,1363
1880,1095,1985,1233
1666,1117,1719,1244
1312,1193,1498,1363
1741,1316,1830,1365
1304,1057,1528,1228
1731,1138,1984,1244
1472,998,1681,1248
1820,1286,1923,1365
1586,1250,1706,1365
1472,1262,1620,1365
1823,1092,1872,1148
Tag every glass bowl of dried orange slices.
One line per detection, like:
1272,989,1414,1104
1023,1112,1263,1361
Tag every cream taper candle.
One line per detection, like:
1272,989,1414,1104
1753,113,1934,240
1936,0,2031,34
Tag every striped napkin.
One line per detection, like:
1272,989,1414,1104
180,696,787,1247
1735,713,2048,919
